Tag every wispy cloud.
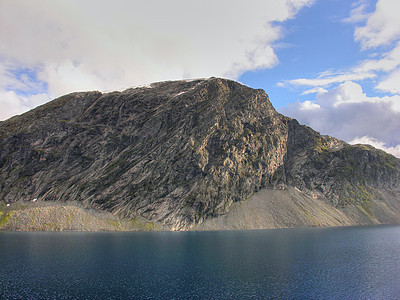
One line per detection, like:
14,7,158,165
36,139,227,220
354,41,400,73
280,71,376,89
354,0,400,49
375,68,400,94
301,87,328,95
342,0,371,24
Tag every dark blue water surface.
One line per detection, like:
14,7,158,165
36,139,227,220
1,225,400,299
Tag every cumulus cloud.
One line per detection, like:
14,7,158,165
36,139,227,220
280,81,400,157
0,0,314,120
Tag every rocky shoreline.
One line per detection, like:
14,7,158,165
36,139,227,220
3,183,400,232
0,200,165,231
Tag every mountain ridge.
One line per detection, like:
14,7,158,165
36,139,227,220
1,77,400,230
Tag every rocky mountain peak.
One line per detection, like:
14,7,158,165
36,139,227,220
1,77,399,230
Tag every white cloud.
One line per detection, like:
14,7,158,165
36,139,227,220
281,71,376,88
350,136,400,158
351,0,400,95
355,0,400,49
0,63,47,97
298,100,321,110
375,67,400,94
0,1,312,92
0,0,314,120
280,81,400,157
39,60,105,97
0,91,50,120
301,87,328,95
343,0,371,24
355,41,400,74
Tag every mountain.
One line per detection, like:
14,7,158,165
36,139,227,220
1,77,400,231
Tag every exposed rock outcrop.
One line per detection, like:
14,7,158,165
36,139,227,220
1,77,399,230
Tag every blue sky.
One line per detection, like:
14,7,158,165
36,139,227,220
240,0,376,108
1,0,400,156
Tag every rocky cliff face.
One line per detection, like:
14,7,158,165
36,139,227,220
1,77,400,230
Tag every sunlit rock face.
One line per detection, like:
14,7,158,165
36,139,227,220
1,77,400,230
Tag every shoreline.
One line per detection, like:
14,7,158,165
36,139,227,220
2,187,400,232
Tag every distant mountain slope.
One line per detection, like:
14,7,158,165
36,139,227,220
1,77,399,230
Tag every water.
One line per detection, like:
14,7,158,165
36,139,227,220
1,225,400,299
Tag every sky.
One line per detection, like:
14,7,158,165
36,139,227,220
1,0,400,157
